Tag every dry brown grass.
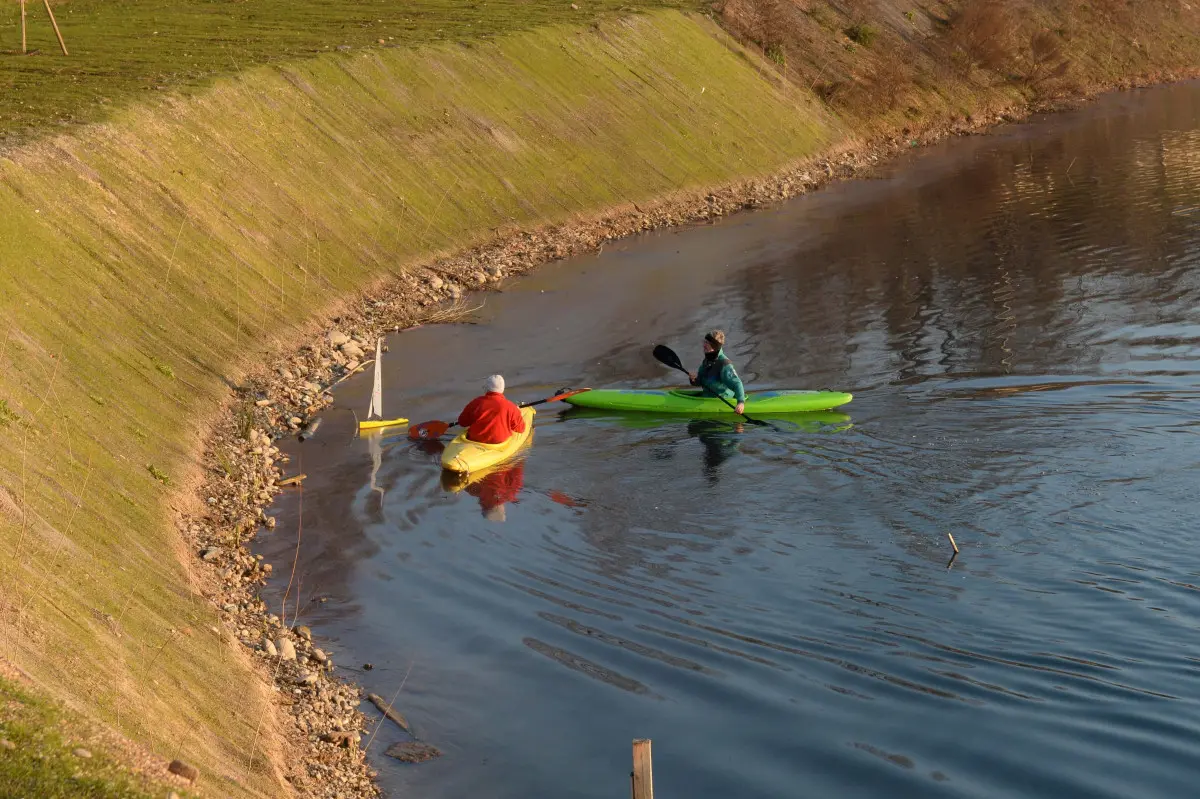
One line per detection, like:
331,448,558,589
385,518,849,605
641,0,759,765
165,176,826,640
717,0,1200,133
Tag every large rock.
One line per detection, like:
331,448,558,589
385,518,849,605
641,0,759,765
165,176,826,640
328,330,350,347
385,742,443,763
277,637,296,661
263,638,278,658
341,342,365,360
321,731,357,748
296,626,312,641
168,759,199,783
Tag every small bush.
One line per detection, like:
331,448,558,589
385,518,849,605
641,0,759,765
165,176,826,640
235,403,255,440
942,0,1015,78
845,23,879,47
153,361,175,379
766,42,786,66
1024,30,1069,86
866,54,914,110
147,464,170,485
0,398,18,428
741,0,792,55
814,80,847,104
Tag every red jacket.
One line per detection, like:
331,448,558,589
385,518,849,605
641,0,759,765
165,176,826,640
457,392,526,444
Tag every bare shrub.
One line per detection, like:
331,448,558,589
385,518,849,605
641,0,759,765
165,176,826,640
742,0,795,54
941,0,1017,79
1024,30,1070,87
866,50,914,109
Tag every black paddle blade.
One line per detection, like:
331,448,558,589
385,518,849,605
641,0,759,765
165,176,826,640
653,344,686,372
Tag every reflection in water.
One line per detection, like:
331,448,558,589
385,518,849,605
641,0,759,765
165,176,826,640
686,419,742,484
441,460,526,522
260,83,1200,799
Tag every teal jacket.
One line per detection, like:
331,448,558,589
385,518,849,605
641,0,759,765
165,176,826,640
692,349,746,403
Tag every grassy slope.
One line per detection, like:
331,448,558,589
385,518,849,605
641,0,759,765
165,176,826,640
0,675,181,799
0,10,831,796
0,0,695,145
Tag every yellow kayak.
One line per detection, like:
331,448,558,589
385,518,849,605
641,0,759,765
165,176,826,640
440,407,535,474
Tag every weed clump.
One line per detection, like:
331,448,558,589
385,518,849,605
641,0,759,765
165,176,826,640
0,398,18,428
845,23,878,47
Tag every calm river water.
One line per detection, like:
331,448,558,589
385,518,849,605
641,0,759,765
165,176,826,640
263,82,1200,798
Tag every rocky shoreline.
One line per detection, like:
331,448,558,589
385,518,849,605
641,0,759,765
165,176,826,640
178,72,1198,797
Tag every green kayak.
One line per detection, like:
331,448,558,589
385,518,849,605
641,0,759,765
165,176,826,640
562,407,853,432
562,388,852,414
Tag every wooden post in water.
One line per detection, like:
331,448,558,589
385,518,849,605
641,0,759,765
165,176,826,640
21,0,27,54
43,0,68,55
631,739,653,799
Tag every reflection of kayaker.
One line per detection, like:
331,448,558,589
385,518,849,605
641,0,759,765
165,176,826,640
440,460,525,522
467,460,525,522
687,419,743,484
687,330,746,416
457,375,526,443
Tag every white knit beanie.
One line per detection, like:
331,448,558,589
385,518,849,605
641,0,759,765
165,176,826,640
485,374,505,394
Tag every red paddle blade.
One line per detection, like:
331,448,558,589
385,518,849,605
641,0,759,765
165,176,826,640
408,420,451,440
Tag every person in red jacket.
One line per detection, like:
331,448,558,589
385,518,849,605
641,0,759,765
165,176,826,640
457,375,526,444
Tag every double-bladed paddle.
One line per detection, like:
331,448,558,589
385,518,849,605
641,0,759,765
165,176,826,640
652,344,769,427
407,387,591,440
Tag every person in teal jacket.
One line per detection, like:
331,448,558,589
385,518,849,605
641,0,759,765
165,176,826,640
688,329,746,415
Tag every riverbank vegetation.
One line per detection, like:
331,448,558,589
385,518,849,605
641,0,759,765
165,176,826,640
719,0,1200,130
2,0,1199,795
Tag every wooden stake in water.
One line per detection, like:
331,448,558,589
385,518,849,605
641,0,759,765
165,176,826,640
948,533,959,554
43,0,68,55
632,739,653,799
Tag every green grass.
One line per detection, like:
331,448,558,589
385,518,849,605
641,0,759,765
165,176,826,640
0,0,694,145
0,10,832,796
0,677,168,798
